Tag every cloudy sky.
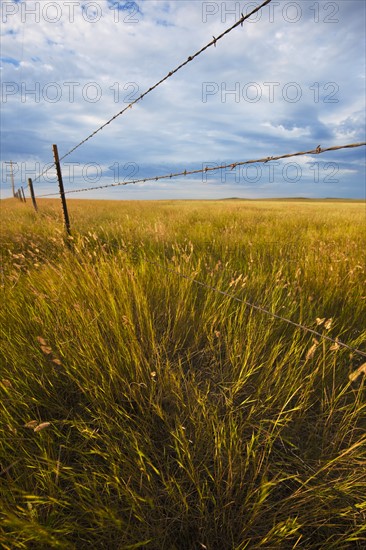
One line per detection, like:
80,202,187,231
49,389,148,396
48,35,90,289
1,0,365,199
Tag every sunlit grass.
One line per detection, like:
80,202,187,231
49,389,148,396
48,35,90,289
1,198,365,549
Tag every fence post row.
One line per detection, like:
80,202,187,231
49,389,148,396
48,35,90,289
52,144,71,235
21,186,26,202
28,178,38,212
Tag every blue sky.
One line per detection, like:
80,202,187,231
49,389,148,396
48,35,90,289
1,0,365,199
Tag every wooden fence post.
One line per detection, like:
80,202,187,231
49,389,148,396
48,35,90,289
52,144,71,235
28,178,38,212
21,186,26,202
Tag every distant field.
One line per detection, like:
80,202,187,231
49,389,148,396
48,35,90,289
1,198,365,549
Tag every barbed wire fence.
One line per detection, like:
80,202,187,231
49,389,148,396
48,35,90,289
6,0,366,513
8,0,366,363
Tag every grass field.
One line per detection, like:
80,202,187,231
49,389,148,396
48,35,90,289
1,198,365,549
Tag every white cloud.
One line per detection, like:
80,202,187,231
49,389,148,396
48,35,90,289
261,122,311,138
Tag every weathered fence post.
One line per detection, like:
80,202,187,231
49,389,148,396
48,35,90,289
28,178,38,212
21,186,26,202
52,144,71,235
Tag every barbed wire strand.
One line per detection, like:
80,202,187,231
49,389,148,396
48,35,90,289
32,0,272,184
138,254,366,359
38,142,366,197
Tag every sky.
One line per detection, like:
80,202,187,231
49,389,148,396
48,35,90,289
1,0,365,200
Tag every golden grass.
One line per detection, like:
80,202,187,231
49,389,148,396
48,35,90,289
0,198,365,549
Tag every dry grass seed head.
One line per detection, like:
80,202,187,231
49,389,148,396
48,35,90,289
24,420,39,429
324,318,333,330
349,363,366,383
316,317,325,326
306,338,319,361
34,422,51,433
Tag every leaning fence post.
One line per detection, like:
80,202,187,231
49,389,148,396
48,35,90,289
21,186,26,202
52,144,71,235
28,178,38,212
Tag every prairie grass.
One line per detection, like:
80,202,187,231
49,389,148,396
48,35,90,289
0,198,365,549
